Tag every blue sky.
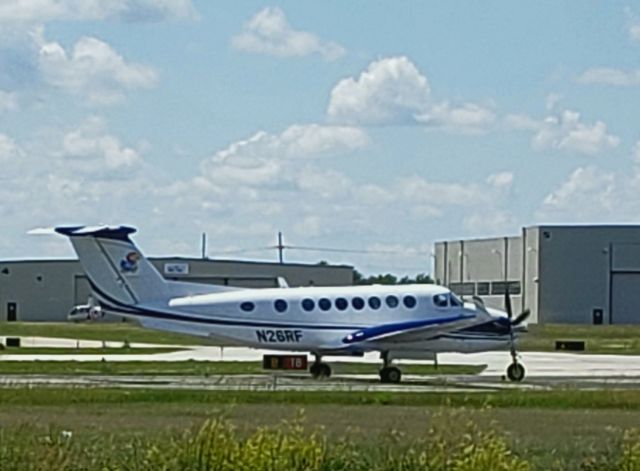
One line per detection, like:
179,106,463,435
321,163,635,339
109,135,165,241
2,1,640,275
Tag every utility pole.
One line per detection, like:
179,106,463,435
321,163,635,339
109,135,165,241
277,231,284,264
201,233,207,260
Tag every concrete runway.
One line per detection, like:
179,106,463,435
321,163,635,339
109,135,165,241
4,337,640,377
3,336,640,391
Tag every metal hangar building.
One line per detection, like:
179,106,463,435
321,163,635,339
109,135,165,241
0,257,354,322
434,225,640,324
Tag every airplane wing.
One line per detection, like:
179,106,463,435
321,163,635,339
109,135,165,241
341,313,477,346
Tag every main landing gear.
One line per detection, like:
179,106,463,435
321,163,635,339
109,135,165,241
309,354,332,379
379,351,402,384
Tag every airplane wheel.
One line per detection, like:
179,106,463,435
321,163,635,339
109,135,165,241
310,363,331,379
380,366,402,384
507,362,525,382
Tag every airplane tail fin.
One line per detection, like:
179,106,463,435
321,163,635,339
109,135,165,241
54,225,170,307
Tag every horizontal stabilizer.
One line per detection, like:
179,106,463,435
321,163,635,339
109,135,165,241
55,225,137,241
27,227,58,235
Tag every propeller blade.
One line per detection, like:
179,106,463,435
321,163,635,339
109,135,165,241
472,295,487,312
504,285,513,319
511,309,531,326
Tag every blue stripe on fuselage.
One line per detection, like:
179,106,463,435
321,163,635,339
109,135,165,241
87,277,366,331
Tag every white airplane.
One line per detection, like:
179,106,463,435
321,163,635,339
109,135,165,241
47,225,530,383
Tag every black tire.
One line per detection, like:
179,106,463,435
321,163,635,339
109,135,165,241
309,363,321,379
506,362,525,382
379,366,402,384
310,363,331,379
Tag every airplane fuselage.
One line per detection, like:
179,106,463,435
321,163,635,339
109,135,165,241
99,283,516,355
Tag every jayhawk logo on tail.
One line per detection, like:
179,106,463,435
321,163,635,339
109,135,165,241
120,251,140,273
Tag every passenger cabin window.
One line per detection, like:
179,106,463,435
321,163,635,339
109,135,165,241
403,295,417,309
274,299,288,313
301,298,315,312
335,298,348,311
433,294,448,308
368,296,381,310
318,298,331,311
385,295,399,308
352,297,365,310
240,301,255,312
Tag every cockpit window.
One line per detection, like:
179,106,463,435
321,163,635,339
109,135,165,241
449,293,463,307
433,294,448,307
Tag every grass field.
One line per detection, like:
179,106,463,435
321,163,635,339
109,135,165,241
520,323,640,354
0,347,183,355
4,322,640,354
1,388,640,470
0,322,204,345
0,360,484,376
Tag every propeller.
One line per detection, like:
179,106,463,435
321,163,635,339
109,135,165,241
504,285,530,359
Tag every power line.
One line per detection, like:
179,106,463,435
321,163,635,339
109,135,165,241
277,245,429,256
208,232,429,259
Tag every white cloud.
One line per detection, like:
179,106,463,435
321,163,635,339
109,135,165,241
161,123,518,268
508,109,619,155
626,8,640,42
537,142,640,223
0,90,18,111
633,140,640,164
0,118,159,258
327,56,496,134
534,110,619,155
504,113,540,131
416,102,496,134
327,56,430,125
537,166,616,220
200,124,369,188
486,171,514,189
578,67,640,86
231,7,345,61
0,0,196,23
61,117,142,171
35,30,158,105
545,93,562,111
464,210,515,234
0,134,23,162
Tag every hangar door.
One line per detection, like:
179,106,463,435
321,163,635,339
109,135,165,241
611,244,640,324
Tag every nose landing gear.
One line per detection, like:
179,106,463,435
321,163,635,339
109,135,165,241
507,361,525,382
503,286,529,382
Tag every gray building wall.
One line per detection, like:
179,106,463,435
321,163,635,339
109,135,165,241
434,236,523,315
0,258,353,322
535,225,640,324
436,225,640,324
